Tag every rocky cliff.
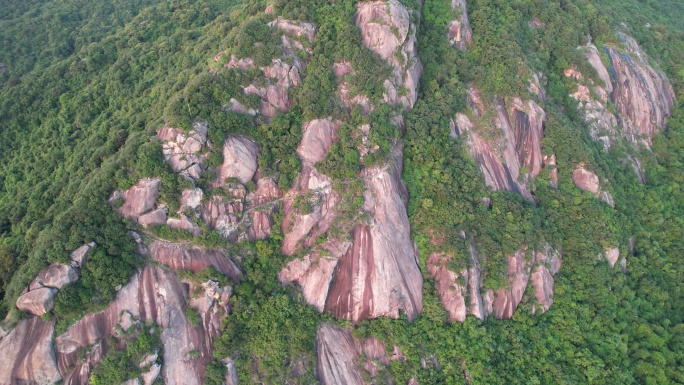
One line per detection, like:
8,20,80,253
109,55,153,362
428,241,561,322
279,0,423,323
568,35,674,150
453,90,546,201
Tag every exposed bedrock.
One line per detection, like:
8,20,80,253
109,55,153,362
316,323,409,385
568,36,674,150
453,90,547,200
0,317,61,385
448,0,472,50
428,243,560,321
148,240,242,281
54,264,233,385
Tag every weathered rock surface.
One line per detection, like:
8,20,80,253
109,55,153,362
281,0,423,323
217,136,259,185
316,324,364,385
567,35,674,151
356,0,422,110
608,33,675,147
297,118,342,164
55,265,232,385
115,178,161,220
604,247,620,268
69,242,95,268
429,242,560,321
427,253,467,322
572,163,614,206
138,208,167,228
158,123,208,181
0,317,61,385
166,214,201,237
16,287,58,316
246,177,282,241
448,0,472,50
454,91,546,200
148,240,241,281
29,263,79,291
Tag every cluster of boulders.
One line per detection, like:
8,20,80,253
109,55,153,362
15,243,95,316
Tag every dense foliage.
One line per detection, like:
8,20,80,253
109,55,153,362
0,0,682,383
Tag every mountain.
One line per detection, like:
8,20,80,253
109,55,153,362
0,0,683,384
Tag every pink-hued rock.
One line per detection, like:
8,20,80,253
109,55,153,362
181,188,203,209
454,90,546,201
427,253,467,322
0,317,61,385
138,208,167,228
117,178,161,219
69,242,95,268
316,324,364,385
605,247,620,268
29,263,78,291
224,55,255,70
158,123,208,180
148,240,241,281
281,165,341,256
16,287,59,315
492,250,531,319
246,177,282,241
448,0,472,50
55,265,231,385
267,17,316,43
608,33,674,147
217,136,259,185
200,196,243,238
531,266,554,314
572,164,600,194
356,0,422,109
297,118,342,164
324,156,423,322
166,214,201,237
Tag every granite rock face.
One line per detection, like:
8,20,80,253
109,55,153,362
216,136,260,186
0,317,61,385
454,90,546,200
448,0,472,50
54,264,235,385
428,242,561,321
280,0,423,323
115,178,162,220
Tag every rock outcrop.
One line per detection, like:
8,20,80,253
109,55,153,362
572,163,614,206
114,178,162,221
158,123,209,181
316,324,364,385
428,242,561,321
567,35,674,150
55,264,233,385
608,33,675,148
448,0,472,50
454,90,546,200
15,244,95,316
280,0,423,323
356,0,422,111
0,317,61,385
216,136,259,185
147,240,242,281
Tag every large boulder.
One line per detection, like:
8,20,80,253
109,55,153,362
158,123,208,180
297,118,342,164
216,137,259,185
116,178,162,220
16,287,59,316
29,263,79,291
